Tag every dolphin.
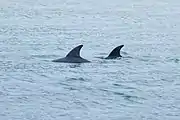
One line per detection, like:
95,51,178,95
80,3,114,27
52,45,90,63
105,45,124,59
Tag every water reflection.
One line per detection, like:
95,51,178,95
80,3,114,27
69,63,81,68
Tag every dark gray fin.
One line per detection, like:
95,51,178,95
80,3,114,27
105,45,124,59
66,45,83,57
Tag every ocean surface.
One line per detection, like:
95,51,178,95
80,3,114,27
0,0,180,120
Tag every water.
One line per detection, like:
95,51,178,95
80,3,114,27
0,0,180,120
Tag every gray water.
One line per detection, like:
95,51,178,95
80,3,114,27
0,0,180,120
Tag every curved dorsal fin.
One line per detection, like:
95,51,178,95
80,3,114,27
66,45,83,57
107,45,124,58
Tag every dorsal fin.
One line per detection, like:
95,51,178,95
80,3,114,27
66,45,83,57
106,45,124,59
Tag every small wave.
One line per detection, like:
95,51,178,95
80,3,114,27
31,54,58,58
113,83,139,90
66,77,89,82
99,88,145,104
113,91,145,104
167,58,180,63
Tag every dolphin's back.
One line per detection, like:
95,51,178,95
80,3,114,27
52,45,90,63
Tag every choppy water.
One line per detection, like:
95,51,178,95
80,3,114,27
0,0,180,120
